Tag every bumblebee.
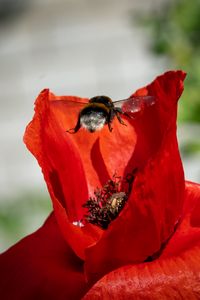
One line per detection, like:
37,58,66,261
65,95,155,133
51,94,155,133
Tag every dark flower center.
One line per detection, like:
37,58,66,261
83,170,136,229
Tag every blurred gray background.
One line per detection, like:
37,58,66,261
0,0,200,252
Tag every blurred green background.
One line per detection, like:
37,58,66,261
0,0,199,252
134,0,200,157
136,0,200,125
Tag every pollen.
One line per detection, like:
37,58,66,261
83,171,136,230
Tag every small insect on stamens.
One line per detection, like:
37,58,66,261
109,192,127,214
111,197,117,209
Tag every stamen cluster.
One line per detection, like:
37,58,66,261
83,171,136,229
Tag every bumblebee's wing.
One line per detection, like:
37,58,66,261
51,97,88,107
50,97,88,113
114,95,156,114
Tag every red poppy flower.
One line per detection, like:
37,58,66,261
0,70,200,300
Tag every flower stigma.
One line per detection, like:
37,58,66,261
82,170,137,230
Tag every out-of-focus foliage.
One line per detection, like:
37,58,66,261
180,141,200,156
0,193,51,252
136,0,200,123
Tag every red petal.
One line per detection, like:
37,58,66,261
161,181,200,258
0,213,88,300
24,90,88,221
84,70,186,281
83,182,200,299
24,90,100,259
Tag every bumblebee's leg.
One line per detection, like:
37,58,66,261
108,121,113,132
116,113,127,126
66,116,81,134
107,109,114,132
114,109,127,126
